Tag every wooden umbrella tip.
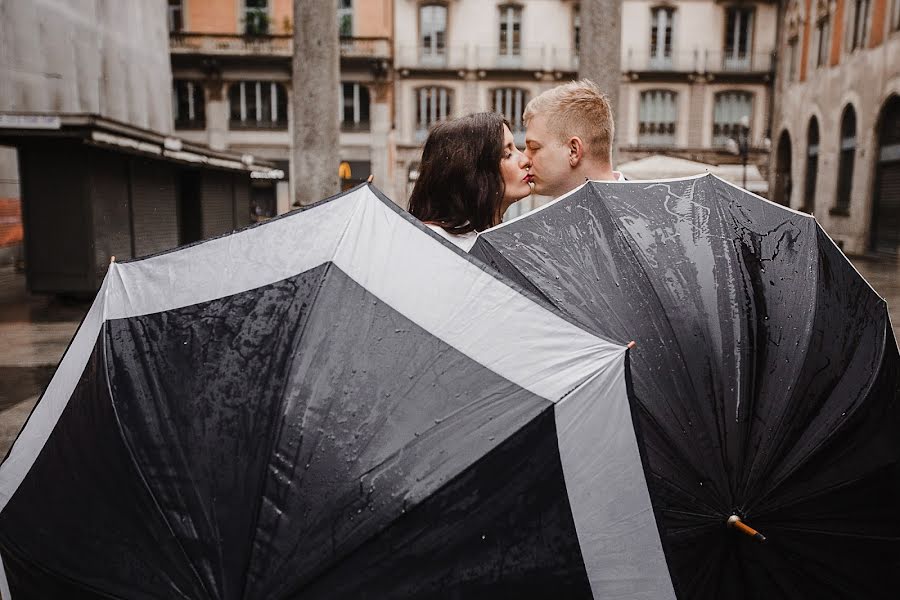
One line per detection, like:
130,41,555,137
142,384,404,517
627,340,637,350
110,255,116,264
367,174,375,183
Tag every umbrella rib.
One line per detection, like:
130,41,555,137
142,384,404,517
238,262,337,600
101,317,218,600
586,181,732,505
747,317,890,513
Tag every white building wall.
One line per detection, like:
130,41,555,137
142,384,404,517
0,0,173,133
774,29,900,253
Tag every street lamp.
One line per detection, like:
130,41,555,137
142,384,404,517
726,115,752,190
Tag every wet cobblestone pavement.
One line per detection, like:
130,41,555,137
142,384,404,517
0,255,896,456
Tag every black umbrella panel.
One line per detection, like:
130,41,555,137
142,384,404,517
471,175,900,599
0,184,675,598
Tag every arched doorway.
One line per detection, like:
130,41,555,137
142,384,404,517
872,95,900,254
803,117,819,214
773,130,793,206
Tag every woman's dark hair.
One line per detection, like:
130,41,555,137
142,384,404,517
408,112,509,234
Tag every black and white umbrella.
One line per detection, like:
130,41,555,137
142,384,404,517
0,185,675,599
472,174,900,599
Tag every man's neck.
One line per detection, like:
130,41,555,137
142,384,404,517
580,163,616,182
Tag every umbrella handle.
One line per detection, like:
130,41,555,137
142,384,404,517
727,515,766,543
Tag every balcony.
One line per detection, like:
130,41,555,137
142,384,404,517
170,33,390,60
396,44,578,72
624,48,775,74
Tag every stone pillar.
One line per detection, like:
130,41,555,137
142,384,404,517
370,82,393,200
205,79,229,152
292,1,340,206
579,0,623,158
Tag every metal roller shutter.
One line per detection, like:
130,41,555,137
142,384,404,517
201,170,234,239
872,160,900,254
131,158,178,258
89,149,132,274
233,174,251,229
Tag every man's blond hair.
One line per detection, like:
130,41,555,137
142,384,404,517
523,79,614,164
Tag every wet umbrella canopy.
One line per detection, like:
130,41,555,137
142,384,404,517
0,185,675,598
472,175,900,599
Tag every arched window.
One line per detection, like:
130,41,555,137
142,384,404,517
498,4,523,57
415,86,452,142
340,82,370,131
228,81,288,129
774,130,792,206
849,0,871,51
492,87,529,145
420,4,447,61
713,91,753,147
649,7,675,69
803,117,819,213
724,6,754,71
639,90,677,146
243,0,269,35
338,0,352,36
173,80,205,129
871,96,900,252
834,105,856,213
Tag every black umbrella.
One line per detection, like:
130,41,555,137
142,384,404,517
0,184,676,598
472,175,900,599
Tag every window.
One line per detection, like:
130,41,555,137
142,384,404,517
340,83,370,131
338,0,352,36
724,7,753,70
815,14,830,67
574,5,581,54
493,88,528,145
499,5,522,56
415,87,452,141
639,90,677,146
849,0,870,50
650,7,675,68
168,0,184,33
420,4,447,57
803,117,820,213
244,0,269,35
713,92,753,147
173,81,205,129
834,105,856,212
786,35,799,82
228,81,287,129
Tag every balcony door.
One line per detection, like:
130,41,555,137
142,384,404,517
724,7,753,70
420,4,447,65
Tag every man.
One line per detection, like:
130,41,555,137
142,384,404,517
523,79,623,198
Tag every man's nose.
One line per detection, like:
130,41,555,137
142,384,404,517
518,151,531,169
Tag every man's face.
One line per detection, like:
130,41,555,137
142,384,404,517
524,114,575,197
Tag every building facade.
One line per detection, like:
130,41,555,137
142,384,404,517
0,0,273,294
168,0,396,212
771,0,900,255
393,0,778,215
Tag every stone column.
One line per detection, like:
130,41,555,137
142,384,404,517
579,0,623,158
205,79,229,152
292,1,340,206
369,82,394,200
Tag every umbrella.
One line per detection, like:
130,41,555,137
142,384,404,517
471,174,900,599
0,184,675,599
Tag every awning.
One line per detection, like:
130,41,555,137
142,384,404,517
617,155,768,194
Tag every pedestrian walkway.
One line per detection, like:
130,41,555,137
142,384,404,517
0,265,86,455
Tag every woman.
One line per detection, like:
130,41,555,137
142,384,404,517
408,113,533,251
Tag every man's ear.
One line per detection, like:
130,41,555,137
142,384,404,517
567,136,585,167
